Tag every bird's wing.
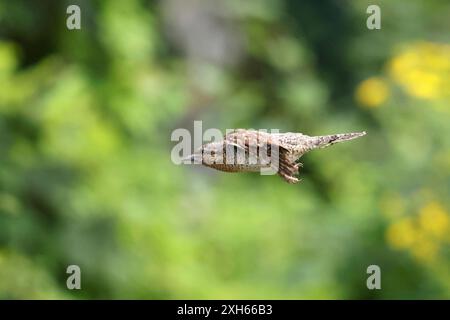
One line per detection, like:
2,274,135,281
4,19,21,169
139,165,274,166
224,130,300,183
224,130,279,158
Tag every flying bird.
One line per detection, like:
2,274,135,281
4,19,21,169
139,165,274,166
185,129,366,183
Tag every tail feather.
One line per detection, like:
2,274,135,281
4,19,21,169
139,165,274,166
308,131,366,150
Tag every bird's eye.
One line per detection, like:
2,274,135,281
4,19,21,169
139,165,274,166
211,151,215,156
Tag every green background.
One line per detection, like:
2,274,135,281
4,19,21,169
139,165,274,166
0,0,449,299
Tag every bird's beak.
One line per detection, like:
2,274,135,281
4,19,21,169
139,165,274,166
182,153,202,164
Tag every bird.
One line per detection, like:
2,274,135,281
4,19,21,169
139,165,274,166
185,129,366,183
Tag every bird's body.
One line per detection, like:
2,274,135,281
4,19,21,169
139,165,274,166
187,129,366,183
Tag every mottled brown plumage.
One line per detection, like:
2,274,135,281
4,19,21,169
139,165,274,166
186,129,366,183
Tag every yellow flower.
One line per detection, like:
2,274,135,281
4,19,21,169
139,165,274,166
355,77,389,108
386,200,449,264
388,42,450,100
386,217,416,249
418,202,449,240
403,70,442,99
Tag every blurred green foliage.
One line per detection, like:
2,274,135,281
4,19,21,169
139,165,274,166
0,0,449,299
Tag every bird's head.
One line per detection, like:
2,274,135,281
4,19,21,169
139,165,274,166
183,142,225,166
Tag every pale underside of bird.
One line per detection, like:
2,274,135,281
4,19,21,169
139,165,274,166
185,129,366,184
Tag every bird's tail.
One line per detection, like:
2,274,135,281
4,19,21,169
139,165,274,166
307,131,366,150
